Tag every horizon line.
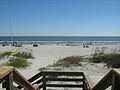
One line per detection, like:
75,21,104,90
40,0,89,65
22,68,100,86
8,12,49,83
0,35,120,37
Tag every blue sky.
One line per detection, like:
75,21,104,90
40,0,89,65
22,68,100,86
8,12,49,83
0,0,120,36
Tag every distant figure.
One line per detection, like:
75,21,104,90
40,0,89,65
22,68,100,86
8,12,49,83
86,45,89,48
2,43,6,47
2,42,8,47
12,41,17,46
83,44,85,48
33,42,38,47
83,44,89,48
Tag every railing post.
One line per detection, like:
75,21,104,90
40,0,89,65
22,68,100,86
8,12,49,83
43,73,46,90
83,79,85,90
83,78,87,90
6,72,13,90
112,74,120,90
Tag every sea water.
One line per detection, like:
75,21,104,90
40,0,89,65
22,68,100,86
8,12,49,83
0,36,120,45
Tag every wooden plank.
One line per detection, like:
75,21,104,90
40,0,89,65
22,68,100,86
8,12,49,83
46,84,83,88
13,86,20,90
112,69,120,78
6,72,13,90
28,72,43,82
43,74,46,90
83,72,94,90
112,74,120,90
0,75,6,83
39,83,43,89
45,77,83,82
33,84,39,90
42,71,84,76
17,72,43,88
92,69,120,90
13,70,36,90
33,78,43,84
0,66,14,79
92,70,112,90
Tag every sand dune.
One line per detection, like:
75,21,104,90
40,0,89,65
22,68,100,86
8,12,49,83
0,44,119,84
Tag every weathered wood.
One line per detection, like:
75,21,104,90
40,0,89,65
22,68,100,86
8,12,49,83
0,66,14,79
43,73,46,90
92,70,112,90
4,66,120,90
39,71,86,89
39,83,43,89
13,86,20,90
33,84,39,90
46,84,83,88
28,72,43,82
45,77,83,82
0,76,6,84
112,74,120,90
13,69,35,90
0,66,36,90
33,78,43,84
42,71,84,76
6,72,13,90
92,69,120,90
84,72,94,90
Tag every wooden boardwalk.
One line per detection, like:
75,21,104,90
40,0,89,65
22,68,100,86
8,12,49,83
0,66,120,90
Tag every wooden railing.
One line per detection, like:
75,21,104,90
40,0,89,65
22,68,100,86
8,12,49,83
0,66,120,90
0,66,37,90
28,71,92,90
92,69,120,90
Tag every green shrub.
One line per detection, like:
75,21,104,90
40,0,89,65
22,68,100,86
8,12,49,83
53,56,83,67
107,53,120,68
14,52,34,59
5,58,31,68
0,52,11,59
90,47,120,68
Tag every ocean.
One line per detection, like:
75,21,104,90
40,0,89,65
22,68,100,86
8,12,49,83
0,36,120,45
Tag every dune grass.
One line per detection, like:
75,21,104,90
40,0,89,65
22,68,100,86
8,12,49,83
90,47,120,68
0,51,34,59
5,58,31,68
0,51,33,68
52,56,83,67
0,52,11,59
13,52,34,59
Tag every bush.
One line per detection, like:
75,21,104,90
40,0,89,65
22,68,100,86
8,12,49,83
0,52,11,59
52,56,83,67
5,58,31,68
107,53,120,68
90,47,120,68
14,52,34,59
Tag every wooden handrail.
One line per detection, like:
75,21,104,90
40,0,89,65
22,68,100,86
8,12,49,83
1,66,119,90
0,66,14,79
92,69,120,90
84,72,95,90
0,66,37,90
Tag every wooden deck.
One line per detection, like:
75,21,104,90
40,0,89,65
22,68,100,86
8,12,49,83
0,66,120,90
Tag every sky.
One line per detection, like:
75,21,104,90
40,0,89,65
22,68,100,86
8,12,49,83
0,0,120,36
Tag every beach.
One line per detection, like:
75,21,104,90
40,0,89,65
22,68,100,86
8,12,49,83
0,44,119,86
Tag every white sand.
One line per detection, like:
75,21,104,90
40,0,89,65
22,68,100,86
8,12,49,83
0,44,119,85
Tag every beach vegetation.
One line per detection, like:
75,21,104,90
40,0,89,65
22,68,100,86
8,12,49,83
52,56,83,67
90,47,120,68
0,52,11,59
4,57,31,68
0,51,33,68
0,51,34,59
13,52,34,59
